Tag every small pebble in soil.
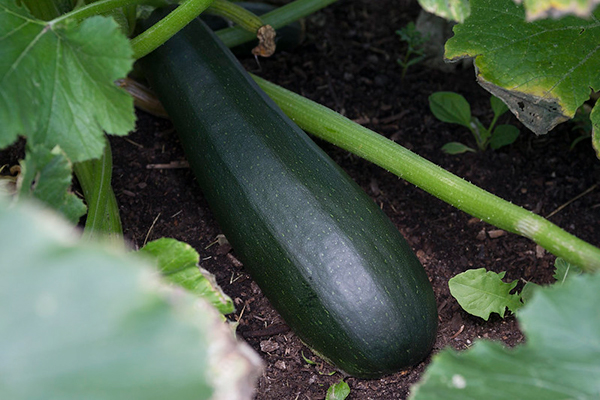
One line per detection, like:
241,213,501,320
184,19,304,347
260,340,280,353
488,229,506,239
274,360,286,370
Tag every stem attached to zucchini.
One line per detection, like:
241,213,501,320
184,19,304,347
252,74,600,272
216,0,337,48
207,0,264,33
131,0,215,59
73,137,123,248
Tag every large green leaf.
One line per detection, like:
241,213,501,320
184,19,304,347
0,0,134,161
0,200,215,399
410,272,600,399
515,0,600,20
445,0,600,135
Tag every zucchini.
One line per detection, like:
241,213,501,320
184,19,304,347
139,13,437,378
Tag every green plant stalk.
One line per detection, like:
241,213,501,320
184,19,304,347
252,74,600,272
130,0,215,59
207,0,264,33
217,0,337,47
20,0,74,19
73,137,123,247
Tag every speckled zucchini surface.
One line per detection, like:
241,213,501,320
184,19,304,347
140,14,437,378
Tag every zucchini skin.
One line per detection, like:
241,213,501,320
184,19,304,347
140,15,437,378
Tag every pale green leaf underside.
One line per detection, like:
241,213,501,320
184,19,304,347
0,0,134,162
448,268,523,320
446,0,600,135
516,0,600,20
139,238,235,314
417,0,471,23
0,200,213,399
410,273,600,399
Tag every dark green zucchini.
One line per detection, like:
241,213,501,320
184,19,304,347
139,13,437,378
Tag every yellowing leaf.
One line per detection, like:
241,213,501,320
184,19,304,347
445,0,600,135
0,0,134,162
417,0,471,23
515,0,600,20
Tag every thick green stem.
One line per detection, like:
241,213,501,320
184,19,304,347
73,137,123,248
207,0,263,33
131,0,215,59
252,74,600,272
217,0,337,47
21,0,74,20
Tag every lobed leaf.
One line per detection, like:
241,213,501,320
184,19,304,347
445,0,600,135
0,0,134,162
448,268,523,320
410,273,600,399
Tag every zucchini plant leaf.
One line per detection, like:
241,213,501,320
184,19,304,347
138,238,235,314
417,0,471,22
0,199,214,399
410,273,600,399
445,0,600,135
448,268,523,320
18,145,86,223
515,0,600,20
0,0,134,162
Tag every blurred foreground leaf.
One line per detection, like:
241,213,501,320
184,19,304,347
410,272,600,399
0,199,262,399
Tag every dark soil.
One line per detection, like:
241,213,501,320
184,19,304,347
6,1,600,399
